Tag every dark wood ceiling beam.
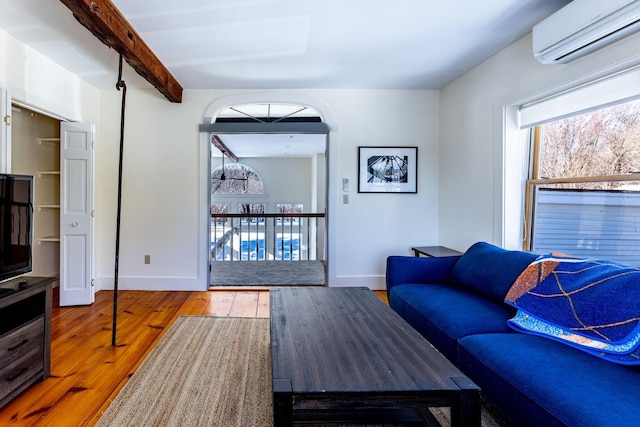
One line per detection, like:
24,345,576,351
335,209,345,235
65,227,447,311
212,135,238,162
60,0,183,103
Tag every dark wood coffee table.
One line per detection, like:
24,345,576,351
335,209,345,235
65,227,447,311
270,287,480,426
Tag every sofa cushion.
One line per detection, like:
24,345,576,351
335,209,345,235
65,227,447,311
457,333,640,427
449,242,537,302
388,283,515,363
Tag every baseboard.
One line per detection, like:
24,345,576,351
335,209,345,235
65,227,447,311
330,274,386,290
95,275,208,292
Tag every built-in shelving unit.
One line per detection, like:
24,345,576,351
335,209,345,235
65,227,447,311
34,138,60,248
10,107,61,290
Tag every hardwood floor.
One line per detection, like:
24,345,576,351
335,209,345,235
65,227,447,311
0,289,388,426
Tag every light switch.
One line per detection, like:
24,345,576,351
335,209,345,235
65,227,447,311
342,178,349,192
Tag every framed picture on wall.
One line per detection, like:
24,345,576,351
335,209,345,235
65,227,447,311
358,146,418,193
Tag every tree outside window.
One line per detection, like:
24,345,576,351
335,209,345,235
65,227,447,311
526,99,640,263
276,203,303,225
538,100,640,187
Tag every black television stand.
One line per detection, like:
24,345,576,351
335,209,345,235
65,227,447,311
0,276,55,408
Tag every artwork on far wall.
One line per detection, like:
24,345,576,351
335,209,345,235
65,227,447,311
357,146,418,193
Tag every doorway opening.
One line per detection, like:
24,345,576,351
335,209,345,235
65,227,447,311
206,103,328,287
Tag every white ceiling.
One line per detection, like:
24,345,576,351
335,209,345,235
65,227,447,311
0,0,572,157
214,133,326,159
0,0,571,91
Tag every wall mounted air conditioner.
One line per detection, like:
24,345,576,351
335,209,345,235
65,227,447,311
533,0,640,64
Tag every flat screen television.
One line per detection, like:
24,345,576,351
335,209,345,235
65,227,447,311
0,174,33,282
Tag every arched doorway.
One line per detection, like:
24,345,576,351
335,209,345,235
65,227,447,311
201,100,332,286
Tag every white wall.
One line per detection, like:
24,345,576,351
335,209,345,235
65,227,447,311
211,157,313,213
97,89,439,291
326,90,439,288
97,89,203,291
10,19,640,292
439,31,640,252
0,27,437,292
0,29,101,294
0,29,100,123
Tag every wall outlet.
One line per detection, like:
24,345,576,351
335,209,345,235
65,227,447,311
144,254,151,264
343,194,349,204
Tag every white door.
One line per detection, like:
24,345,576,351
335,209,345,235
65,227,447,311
60,122,95,306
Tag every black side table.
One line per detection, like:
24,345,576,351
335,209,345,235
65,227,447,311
411,246,463,257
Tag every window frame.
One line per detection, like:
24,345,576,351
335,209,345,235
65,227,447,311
524,119,640,253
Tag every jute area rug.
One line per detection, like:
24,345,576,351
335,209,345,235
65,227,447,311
96,316,510,427
96,316,271,427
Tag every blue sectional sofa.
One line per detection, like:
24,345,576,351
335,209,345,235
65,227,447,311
386,242,640,427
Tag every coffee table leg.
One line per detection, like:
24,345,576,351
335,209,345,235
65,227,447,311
451,376,481,427
273,379,293,426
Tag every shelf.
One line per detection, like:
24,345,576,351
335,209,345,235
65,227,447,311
38,236,60,244
37,205,60,211
37,138,60,147
37,171,60,178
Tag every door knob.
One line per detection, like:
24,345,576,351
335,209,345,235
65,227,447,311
72,221,78,227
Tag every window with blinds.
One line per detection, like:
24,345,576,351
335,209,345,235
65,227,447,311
523,78,640,264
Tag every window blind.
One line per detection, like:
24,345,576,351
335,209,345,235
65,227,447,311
520,67,640,128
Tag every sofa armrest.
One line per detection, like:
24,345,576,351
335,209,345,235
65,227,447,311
386,255,460,292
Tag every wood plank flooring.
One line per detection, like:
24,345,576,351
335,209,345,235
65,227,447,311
0,289,388,426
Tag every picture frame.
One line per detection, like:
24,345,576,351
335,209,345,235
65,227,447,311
357,146,418,193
